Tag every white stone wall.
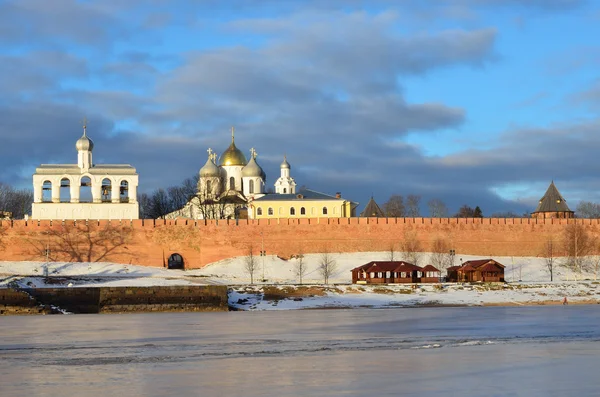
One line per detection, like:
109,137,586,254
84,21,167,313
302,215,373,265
32,202,139,220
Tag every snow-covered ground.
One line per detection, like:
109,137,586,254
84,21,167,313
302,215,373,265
1,252,599,310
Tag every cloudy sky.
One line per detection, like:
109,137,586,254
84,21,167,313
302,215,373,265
1,0,599,216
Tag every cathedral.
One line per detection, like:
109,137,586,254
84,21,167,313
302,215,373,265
169,128,357,220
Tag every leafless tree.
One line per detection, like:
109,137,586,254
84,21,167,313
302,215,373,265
576,201,600,218
0,182,33,219
293,245,307,284
318,250,337,284
387,242,397,261
244,244,258,284
427,198,449,218
491,211,522,218
402,230,422,266
544,239,556,282
383,195,405,217
406,195,421,217
28,222,134,263
430,237,453,272
561,223,594,278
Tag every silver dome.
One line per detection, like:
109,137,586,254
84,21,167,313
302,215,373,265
199,156,220,178
75,130,94,151
242,156,265,179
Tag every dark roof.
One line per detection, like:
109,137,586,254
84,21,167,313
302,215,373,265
351,261,421,273
421,265,441,272
254,188,346,202
460,259,505,270
359,197,385,217
532,181,573,214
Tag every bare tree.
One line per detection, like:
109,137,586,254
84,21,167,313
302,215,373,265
562,223,594,278
406,195,421,217
427,198,449,218
28,222,134,263
430,237,453,272
293,245,307,284
318,250,337,284
576,201,600,218
0,182,33,219
402,230,422,266
383,195,405,217
387,242,397,261
544,239,556,282
244,244,258,284
491,211,522,218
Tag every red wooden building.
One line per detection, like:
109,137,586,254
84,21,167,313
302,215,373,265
446,259,505,282
351,261,441,284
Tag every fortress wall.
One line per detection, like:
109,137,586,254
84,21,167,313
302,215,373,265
1,218,600,268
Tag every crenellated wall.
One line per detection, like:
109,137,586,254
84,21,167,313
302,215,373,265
1,217,599,268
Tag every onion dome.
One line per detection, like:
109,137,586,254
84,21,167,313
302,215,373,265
199,153,220,178
75,127,94,151
242,155,266,179
280,155,290,169
219,128,247,166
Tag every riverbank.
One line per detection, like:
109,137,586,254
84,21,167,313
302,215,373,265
2,259,600,313
228,282,600,310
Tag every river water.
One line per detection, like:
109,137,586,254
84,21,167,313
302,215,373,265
1,306,600,396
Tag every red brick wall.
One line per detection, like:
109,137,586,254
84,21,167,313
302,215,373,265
1,217,598,269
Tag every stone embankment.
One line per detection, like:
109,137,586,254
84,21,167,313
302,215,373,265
0,285,228,315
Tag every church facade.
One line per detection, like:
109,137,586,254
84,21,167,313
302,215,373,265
169,128,356,220
31,124,139,220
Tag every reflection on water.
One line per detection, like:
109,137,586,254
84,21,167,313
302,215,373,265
2,307,600,396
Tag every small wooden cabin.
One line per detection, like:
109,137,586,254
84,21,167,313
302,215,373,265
351,261,440,284
446,259,505,282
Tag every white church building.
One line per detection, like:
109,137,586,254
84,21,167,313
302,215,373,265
168,128,297,220
31,123,139,220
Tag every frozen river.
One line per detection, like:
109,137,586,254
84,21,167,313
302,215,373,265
2,306,600,396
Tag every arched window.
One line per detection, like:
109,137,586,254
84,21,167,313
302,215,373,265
206,180,212,194
60,178,71,202
80,176,92,203
301,207,306,215
120,180,129,203
290,207,296,216
42,180,52,202
229,176,235,190
268,207,274,216
283,188,287,193
249,179,254,194
257,208,263,216
323,207,328,215
101,178,112,202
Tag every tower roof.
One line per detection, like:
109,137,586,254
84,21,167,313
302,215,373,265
360,197,385,217
533,181,573,214
75,123,94,151
219,127,247,166
200,149,220,177
242,149,266,179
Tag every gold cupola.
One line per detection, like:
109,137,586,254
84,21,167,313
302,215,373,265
219,127,247,166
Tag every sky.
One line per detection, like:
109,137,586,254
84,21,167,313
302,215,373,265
1,0,600,216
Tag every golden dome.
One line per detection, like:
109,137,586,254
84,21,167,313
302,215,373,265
219,127,247,166
219,141,247,166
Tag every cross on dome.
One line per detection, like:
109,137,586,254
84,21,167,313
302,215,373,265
250,148,257,159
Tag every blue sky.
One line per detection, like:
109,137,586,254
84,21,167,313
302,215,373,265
1,0,600,215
